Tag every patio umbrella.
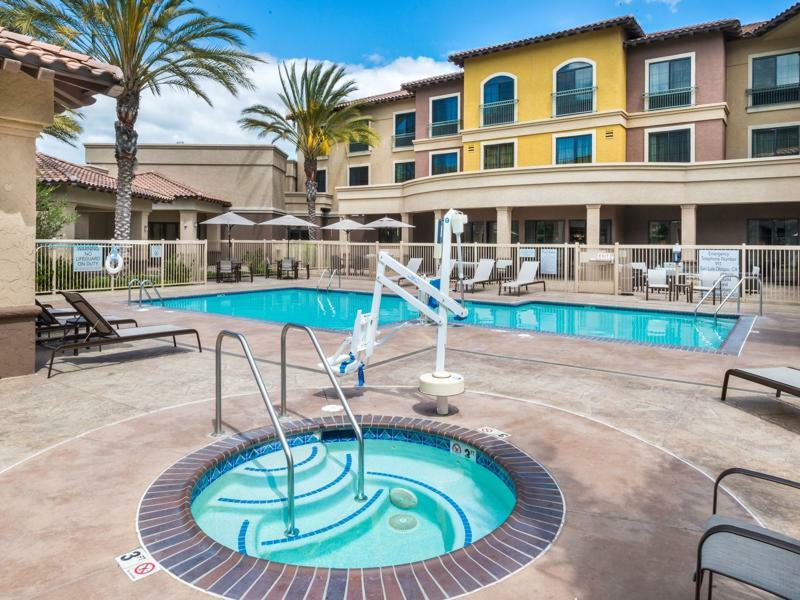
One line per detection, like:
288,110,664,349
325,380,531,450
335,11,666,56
364,216,415,229
199,212,257,258
259,214,319,257
321,218,374,242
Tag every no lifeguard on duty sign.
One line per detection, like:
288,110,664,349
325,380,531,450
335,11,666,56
115,547,161,581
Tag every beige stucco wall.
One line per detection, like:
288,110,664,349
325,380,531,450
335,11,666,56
726,17,800,159
85,144,290,213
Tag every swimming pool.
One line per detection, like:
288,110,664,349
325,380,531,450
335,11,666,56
158,288,739,351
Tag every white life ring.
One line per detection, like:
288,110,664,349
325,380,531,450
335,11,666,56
105,246,124,275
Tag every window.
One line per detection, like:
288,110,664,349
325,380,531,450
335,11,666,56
393,112,415,148
524,220,564,243
646,55,693,110
555,134,593,164
394,161,415,183
348,165,369,186
568,219,612,243
315,169,327,193
148,222,179,240
348,140,369,154
554,61,594,116
648,220,681,244
750,51,800,107
462,221,495,243
483,142,515,169
378,228,401,243
747,219,799,245
430,151,458,175
482,75,516,126
646,127,691,162
430,95,459,137
288,228,310,240
600,220,612,244
751,125,800,157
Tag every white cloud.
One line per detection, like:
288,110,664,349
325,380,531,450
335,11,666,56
645,0,680,13
36,54,459,164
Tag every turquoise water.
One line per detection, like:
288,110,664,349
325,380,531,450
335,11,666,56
159,288,737,350
191,437,516,568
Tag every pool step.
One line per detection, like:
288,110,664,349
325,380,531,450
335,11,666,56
233,443,328,481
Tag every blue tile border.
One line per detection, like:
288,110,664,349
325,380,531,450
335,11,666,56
369,471,472,545
237,519,249,554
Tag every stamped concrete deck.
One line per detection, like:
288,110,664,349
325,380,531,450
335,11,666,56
2,278,799,599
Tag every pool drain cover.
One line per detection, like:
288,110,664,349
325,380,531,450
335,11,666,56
389,514,418,531
389,487,418,509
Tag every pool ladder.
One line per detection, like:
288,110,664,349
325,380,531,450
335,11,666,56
127,278,163,308
692,269,763,321
316,268,340,291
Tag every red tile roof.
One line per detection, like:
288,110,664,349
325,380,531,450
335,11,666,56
449,16,644,65
402,71,464,91
625,18,741,46
741,2,800,37
133,172,231,206
740,21,768,34
338,88,415,107
0,27,123,111
36,153,167,202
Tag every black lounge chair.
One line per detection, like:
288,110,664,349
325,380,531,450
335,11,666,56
36,298,78,317
36,298,137,340
47,291,201,378
694,468,800,599
721,367,800,402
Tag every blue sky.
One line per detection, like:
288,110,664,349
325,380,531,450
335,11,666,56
39,0,794,162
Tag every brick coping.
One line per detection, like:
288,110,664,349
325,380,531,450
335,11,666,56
137,415,565,599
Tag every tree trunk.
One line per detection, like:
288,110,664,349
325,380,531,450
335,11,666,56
113,90,140,240
304,157,318,241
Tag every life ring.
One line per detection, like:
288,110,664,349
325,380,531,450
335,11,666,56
105,246,124,275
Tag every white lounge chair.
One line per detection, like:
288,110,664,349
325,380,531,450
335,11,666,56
695,271,723,305
500,261,546,296
461,258,495,292
645,268,671,300
388,257,423,285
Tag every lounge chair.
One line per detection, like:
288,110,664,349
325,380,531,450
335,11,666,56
47,291,201,378
388,257,423,285
36,298,78,318
645,268,671,300
500,261,546,296
460,259,495,292
721,367,800,402
36,300,137,340
695,271,723,305
694,467,800,599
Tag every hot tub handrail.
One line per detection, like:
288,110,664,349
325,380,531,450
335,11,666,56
214,329,299,537
280,323,367,502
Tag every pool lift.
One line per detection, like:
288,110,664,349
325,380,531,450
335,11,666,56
326,208,470,415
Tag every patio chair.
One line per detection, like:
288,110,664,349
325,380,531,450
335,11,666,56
645,268,671,300
240,262,254,283
277,257,299,280
695,271,723,305
693,467,800,599
388,257,423,285
460,259,495,292
36,300,137,340
47,291,202,378
216,260,238,283
631,262,647,292
500,261,546,296
721,367,800,402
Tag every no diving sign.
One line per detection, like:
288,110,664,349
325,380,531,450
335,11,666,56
115,548,161,581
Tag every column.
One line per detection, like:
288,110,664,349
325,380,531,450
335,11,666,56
586,204,601,246
496,207,513,246
338,214,349,243
680,204,697,246
179,210,198,240
131,210,150,240
400,212,412,243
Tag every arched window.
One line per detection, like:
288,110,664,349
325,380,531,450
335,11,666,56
482,74,516,125
554,61,595,116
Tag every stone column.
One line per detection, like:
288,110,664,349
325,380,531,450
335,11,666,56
586,204,601,246
680,204,697,246
179,210,198,240
400,212,412,243
131,210,150,240
0,70,53,377
496,207,513,246
338,214,349,243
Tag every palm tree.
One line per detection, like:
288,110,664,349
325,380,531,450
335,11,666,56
239,61,377,239
2,0,261,239
42,111,84,146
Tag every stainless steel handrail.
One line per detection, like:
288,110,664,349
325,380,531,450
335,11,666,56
138,279,163,308
214,330,299,537
693,275,726,317
315,268,329,290
280,323,367,501
326,269,338,291
127,278,141,305
714,274,763,321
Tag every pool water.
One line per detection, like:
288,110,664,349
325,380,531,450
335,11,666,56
191,433,516,568
159,288,737,350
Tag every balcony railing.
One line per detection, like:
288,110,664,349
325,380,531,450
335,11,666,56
747,83,800,108
391,132,415,149
552,87,596,117
644,86,695,111
480,99,517,126
428,119,461,137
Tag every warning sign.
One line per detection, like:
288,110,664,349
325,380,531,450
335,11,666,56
115,547,161,581
450,440,476,462
477,425,511,440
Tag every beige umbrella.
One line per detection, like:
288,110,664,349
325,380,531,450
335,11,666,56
200,212,257,258
321,218,374,242
259,215,319,256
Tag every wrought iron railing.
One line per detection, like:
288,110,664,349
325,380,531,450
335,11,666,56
644,86,695,110
428,119,461,137
552,87,596,116
747,83,800,108
391,132,414,148
480,99,517,126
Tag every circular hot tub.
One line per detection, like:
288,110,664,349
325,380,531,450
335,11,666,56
138,416,564,598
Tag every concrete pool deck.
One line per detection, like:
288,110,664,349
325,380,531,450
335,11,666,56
2,278,799,598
